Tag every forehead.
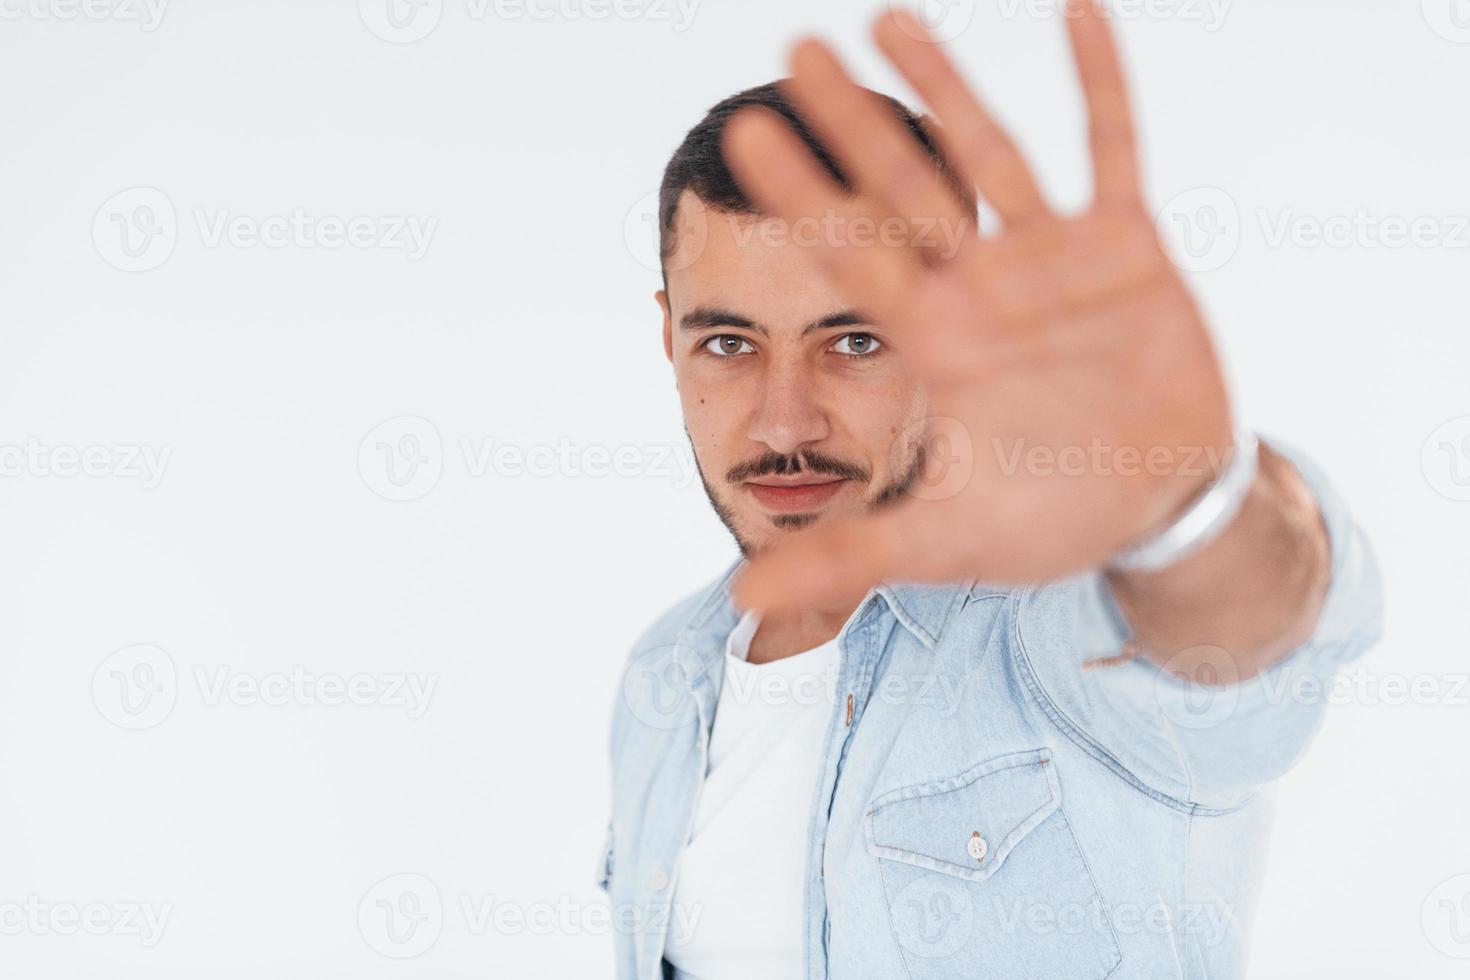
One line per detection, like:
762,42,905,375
664,189,848,329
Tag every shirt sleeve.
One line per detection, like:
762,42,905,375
1011,438,1385,812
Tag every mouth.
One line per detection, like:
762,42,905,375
743,477,849,513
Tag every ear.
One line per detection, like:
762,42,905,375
656,289,673,363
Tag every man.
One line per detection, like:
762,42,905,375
601,4,1382,978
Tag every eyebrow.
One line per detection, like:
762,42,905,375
679,306,869,338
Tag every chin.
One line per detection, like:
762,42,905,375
728,512,821,558
769,512,821,530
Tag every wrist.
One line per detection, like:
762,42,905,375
1109,430,1260,574
1105,442,1333,674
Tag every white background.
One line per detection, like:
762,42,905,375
1,0,1467,976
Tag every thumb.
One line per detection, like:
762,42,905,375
732,504,939,613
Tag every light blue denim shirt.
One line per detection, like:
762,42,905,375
601,445,1382,979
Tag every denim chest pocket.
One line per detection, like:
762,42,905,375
864,748,1122,979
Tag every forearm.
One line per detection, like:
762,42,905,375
1105,440,1333,682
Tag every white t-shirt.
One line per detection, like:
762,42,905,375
663,612,841,980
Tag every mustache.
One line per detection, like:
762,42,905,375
726,449,871,484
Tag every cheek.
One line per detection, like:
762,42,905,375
675,361,743,463
676,361,718,425
836,379,927,466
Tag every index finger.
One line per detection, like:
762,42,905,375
875,8,1052,228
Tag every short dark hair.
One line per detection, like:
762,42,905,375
657,80,974,280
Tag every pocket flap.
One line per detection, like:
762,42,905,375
864,747,1060,882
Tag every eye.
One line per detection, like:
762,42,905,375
702,334,755,357
830,332,882,357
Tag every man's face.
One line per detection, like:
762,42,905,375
659,190,928,556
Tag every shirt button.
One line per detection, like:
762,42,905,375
650,868,670,890
967,832,988,862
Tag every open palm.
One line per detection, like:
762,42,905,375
722,1,1234,610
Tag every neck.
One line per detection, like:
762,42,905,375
742,582,870,665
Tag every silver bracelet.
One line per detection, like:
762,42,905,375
1109,431,1260,573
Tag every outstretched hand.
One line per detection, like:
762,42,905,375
722,0,1233,613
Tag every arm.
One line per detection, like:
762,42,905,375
717,0,1379,723
1012,441,1382,808
1106,440,1334,682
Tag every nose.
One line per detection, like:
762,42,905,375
745,360,830,456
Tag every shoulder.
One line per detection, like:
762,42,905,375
623,561,740,660
608,561,739,757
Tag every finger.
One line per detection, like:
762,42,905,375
722,106,926,328
781,39,979,262
875,8,1051,227
894,268,1010,384
1064,0,1144,206
732,505,938,614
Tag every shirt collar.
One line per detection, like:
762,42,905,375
874,579,972,650
672,556,972,684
